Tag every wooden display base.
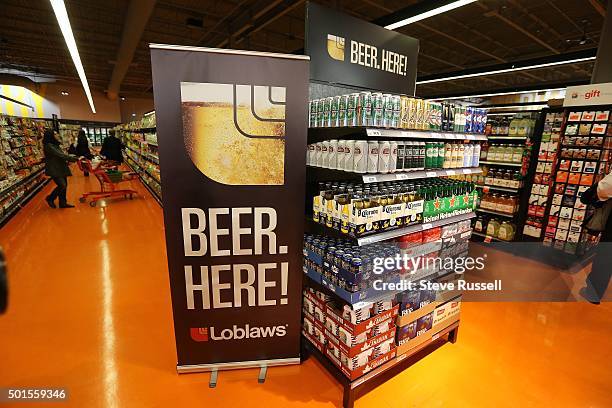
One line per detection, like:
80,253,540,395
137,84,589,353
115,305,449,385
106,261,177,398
302,321,459,408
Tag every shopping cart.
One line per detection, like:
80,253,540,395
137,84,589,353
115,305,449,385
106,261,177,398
78,160,138,207
75,157,119,175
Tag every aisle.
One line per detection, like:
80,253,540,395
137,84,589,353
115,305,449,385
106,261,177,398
0,171,611,408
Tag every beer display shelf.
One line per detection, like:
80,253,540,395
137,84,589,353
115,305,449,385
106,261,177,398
475,208,516,218
478,160,522,167
475,184,521,193
311,212,476,246
471,231,509,242
486,135,528,140
360,167,482,183
302,320,459,408
308,126,486,141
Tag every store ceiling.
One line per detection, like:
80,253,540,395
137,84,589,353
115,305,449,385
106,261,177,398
0,0,606,99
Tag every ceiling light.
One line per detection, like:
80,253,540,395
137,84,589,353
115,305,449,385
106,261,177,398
61,91,69,96
385,0,477,30
131,113,136,117
429,88,566,101
120,97,126,101
49,0,96,113
417,57,596,85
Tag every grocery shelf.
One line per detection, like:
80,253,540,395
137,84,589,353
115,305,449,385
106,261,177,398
125,160,162,206
307,166,482,183
479,160,522,167
0,177,49,227
475,184,521,193
0,168,44,198
308,126,486,141
302,320,459,408
475,208,516,218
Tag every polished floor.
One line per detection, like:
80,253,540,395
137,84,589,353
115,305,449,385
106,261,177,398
0,172,611,408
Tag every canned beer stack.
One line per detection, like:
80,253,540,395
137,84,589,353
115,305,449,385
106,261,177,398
306,140,482,173
308,92,487,134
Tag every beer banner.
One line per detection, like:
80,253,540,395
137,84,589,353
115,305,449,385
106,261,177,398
306,2,419,95
150,44,309,372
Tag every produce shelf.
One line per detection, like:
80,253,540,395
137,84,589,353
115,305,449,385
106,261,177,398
308,126,487,140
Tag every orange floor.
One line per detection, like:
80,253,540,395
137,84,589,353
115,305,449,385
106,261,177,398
1,171,611,408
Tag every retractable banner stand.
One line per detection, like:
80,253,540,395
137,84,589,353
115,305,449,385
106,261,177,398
150,44,309,373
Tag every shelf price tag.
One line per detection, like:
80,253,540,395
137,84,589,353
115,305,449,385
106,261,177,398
483,186,490,193
363,175,377,183
444,133,455,139
396,173,409,180
367,129,382,137
466,135,475,140
401,131,410,138
426,171,437,178
446,170,456,175
421,223,433,231
462,169,473,174
484,236,493,243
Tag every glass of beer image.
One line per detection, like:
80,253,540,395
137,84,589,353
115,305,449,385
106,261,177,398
181,82,286,185
327,34,345,61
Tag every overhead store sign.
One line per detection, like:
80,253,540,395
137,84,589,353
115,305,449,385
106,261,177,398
564,83,612,107
305,2,419,95
150,44,309,372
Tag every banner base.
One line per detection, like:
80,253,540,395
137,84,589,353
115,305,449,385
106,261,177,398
177,357,301,374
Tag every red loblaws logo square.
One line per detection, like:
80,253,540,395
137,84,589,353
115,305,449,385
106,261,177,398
190,327,209,342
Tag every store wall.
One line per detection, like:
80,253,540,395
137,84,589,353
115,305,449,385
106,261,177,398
44,83,121,123
0,84,60,118
488,89,566,105
119,97,155,122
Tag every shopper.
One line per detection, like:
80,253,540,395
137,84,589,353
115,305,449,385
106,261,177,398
100,130,124,163
75,130,94,176
579,172,612,304
43,129,78,209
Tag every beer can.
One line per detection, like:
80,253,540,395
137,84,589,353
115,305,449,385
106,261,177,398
353,140,368,173
437,142,445,168
315,142,323,167
338,95,348,127
358,92,372,127
417,99,426,129
321,140,330,168
400,96,410,129
392,95,401,129
330,96,340,127
396,141,405,171
308,100,315,128
308,144,316,165
336,140,346,170
408,98,418,129
389,141,398,172
403,141,413,170
378,141,391,174
322,97,332,127
381,94,393,128
418,142,426,170
344,140,355,172
371,92,384,127
465,107,473,133
367,141,379,173
328,139,338,170
317,99,325,128
347,93,359,127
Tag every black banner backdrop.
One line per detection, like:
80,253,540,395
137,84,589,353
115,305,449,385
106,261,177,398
306,2,419,95
150,44,309,372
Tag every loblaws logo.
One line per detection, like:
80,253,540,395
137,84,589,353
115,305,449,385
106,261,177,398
190,324,288,342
